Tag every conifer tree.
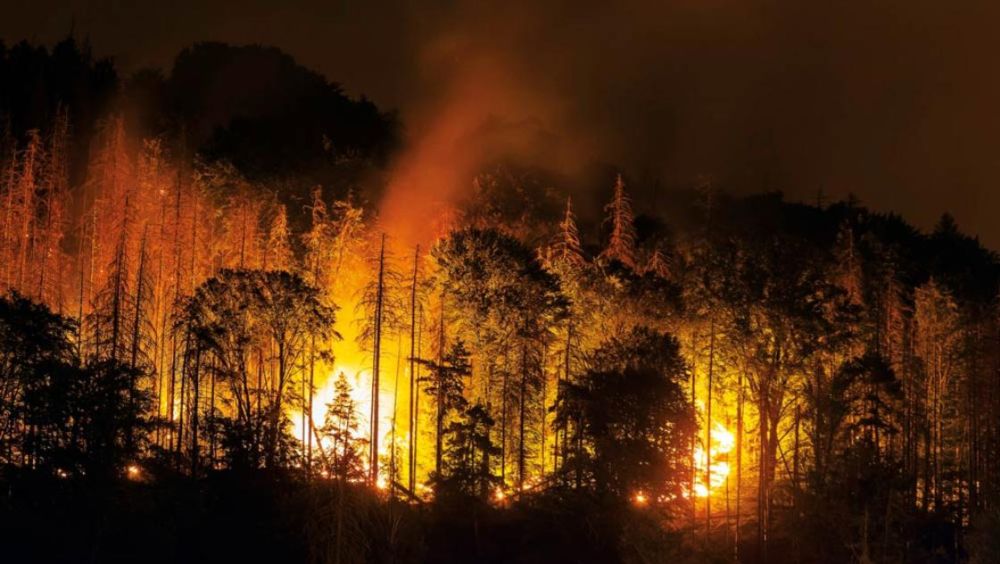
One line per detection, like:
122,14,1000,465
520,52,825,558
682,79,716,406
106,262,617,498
551,196,585,267
264,202,294,272
321,372,367,481
598,174,636,269
417,339,472,478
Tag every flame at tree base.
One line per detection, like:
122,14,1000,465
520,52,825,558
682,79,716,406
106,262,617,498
693,421,735,498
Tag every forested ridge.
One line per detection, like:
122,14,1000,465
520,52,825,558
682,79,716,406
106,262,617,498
1,37,999,564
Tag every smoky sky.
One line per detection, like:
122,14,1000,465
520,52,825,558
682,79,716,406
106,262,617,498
6,0,1000,247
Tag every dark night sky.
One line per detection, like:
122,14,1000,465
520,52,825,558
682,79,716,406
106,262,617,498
6,0,1000,247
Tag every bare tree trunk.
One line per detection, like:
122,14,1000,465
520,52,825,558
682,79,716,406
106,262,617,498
390,336,402,497
209,357,216,468
757,381,769,563
540,346,547,477
108,195,130,362
518,339,528,491
501,349,509,485
408,245,419,492
370,234,385,484
190,348,201,476
126,227,148,453
793,402,801,495
176,332,189,470
690,330,697,519
706,318,715,537
561,323,572,475
735,368,743,563
130,228,148,370
435,292,446,477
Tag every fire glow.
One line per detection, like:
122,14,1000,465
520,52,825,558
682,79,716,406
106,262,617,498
693,421,735,498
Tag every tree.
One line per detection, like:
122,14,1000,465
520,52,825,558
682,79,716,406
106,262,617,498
356,233,405,484
417,339,472,478
178,269,336,471
0,293,152,480
210,162,264,269
263,202,293,272
432,228,568,488
406,244,428,493
0,292,77,467
791,352,909,564
555,327,695,507
597,174,637,269
34,106,72,311
301,186,333,471
914,278,962,513
319,371,367,481
433,402,501,500
548,196,585,268
718,226,854,557
41,359,153,481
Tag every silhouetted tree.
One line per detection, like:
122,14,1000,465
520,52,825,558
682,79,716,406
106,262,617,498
320,372,367,481
556,327,695,509
418,340,472,478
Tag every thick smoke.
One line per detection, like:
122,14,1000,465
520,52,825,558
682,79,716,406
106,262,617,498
6,0,1000,245
377,29,594,244
377,0,1000,245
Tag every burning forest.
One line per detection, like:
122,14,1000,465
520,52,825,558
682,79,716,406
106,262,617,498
2,11,1000,564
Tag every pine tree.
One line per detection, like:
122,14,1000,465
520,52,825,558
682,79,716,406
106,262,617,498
417,339,472,478
10,130,43,294
357,233,405,483
643,246,671,279
210,163,264,269
321,372,367,481
35,107,71,310
550,196,585,267
329,191,366,295
264,202,293,272
598,174,636,269
436,402,501,499
407,244,426,493
302,187,332,471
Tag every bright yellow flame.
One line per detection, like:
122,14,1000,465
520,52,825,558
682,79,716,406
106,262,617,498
633,491,648,506
693,421,734,497
126,464,141,479
290,362,409,485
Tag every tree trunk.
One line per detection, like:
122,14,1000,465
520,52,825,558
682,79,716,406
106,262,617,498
190,348,201,476
370,234,385,484
408,245,419,492
706,318,715,536
735,367,743,563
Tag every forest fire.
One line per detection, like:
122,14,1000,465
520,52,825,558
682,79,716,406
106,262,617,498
2,11,999,562
693,422,735,498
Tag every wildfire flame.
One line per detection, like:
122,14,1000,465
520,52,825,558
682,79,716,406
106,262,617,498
693,421,734,498
290,363,411,480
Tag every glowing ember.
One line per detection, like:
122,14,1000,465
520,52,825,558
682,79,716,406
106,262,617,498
633,491,648,506
126,464,141,479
